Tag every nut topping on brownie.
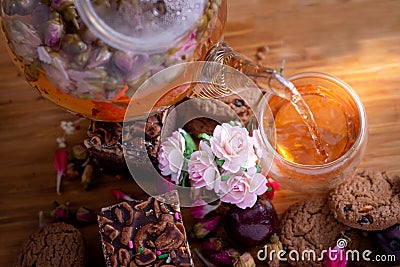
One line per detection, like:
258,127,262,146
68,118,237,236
98,190,193,267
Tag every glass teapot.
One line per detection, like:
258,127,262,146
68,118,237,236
1,0,227,121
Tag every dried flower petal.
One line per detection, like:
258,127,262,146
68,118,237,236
50,202,71,222
54,150,68,195
64,162,80,180
51,0,74,11
72,143,88,161
81,163,95,190
37,46,52,64
210,248,240,266
45,15,64,48
264,233,283,267
201,237,224,256
190,199,220,219
233,252,256,267
193,216,220,239
111,189,134,201
76,207,97,223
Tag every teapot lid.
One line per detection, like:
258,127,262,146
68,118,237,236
75,0,207,53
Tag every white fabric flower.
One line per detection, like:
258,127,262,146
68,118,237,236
157,130,186,184
188,141,221,193
218,168,268,209
210,123,258,173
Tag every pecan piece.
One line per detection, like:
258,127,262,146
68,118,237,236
146,240,155,248
102,240,114,255
155,222,185,252
89,135,102,147
121,201,134,225
145,120,161,139
134,214,174,249
134,197,151,211
160,203,170,214
121,227,133,246
118,248,131,266
134,224,154,250
103,224,119,242
115,208,124,223
109,253,118,267
175,221,186,236
135,248,157,265
154,199,161,219
98,215,113,227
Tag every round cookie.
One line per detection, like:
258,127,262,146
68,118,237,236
329,169,400,231
280,196,359,267
15,222,85,267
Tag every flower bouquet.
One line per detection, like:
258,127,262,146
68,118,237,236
157,120,278,209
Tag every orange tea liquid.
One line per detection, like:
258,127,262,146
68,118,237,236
269,84,360,165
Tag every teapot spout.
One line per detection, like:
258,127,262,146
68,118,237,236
203,42,297,101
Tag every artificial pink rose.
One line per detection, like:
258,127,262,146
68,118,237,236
158,129,186,184
210,123,258,173
188,141,221,192
218,168,268,209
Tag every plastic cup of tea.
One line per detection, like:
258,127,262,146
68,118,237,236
259,72,368,193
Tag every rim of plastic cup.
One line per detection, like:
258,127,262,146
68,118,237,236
259,71,367,170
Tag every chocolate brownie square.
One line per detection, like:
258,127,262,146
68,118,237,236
84,110,168,173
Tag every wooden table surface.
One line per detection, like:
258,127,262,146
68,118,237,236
1,1,400,266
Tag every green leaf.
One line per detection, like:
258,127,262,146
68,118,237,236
240,167,247,172
229,120,243,127
198,133,212,141
246,115,255,132
256,163,262,173
220,174,230,181
265,186,273,193
215,158,225,167
179,171,189,187
178,159,189,186
180,129,196,159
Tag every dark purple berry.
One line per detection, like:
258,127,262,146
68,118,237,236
390,240,400,251
372,224,400,262
221,197,279,247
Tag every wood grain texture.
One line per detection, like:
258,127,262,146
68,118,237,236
1,0,400,266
